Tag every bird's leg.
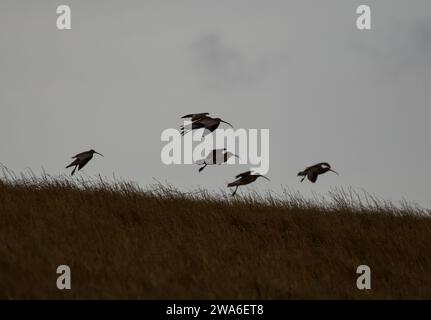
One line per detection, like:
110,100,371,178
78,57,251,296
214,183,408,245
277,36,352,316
232,186,238,196
199,163,207,172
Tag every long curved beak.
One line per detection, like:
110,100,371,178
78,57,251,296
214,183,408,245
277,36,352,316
330,169,338,175
259,175,270,181
95,152,104,157
221,120,234,128
233,154,240,159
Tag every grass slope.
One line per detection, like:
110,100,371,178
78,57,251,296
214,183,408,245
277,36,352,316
0,172,430,299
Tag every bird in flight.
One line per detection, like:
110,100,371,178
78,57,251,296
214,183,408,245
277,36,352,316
297,162,338,183
180,113,233,136
66,149,104,176
227,170,270,196
195,148,239,172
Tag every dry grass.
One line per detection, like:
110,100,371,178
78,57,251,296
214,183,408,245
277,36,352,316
0,167,431,299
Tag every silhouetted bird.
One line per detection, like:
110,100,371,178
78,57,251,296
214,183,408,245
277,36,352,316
66,149,104,176
228,171,270,196
297,162,338,183
195,148,239,172
180,113,233,136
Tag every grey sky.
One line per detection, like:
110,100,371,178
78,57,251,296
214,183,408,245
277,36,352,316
1,0,430,206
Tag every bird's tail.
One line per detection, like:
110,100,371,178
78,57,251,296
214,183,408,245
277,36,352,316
71,166,77,176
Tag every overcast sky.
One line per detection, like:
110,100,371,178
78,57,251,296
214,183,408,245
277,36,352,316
1,0,431,206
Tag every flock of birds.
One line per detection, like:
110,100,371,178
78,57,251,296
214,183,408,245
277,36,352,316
66,112,338,196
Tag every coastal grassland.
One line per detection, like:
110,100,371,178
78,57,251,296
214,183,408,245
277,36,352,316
0,170,430,299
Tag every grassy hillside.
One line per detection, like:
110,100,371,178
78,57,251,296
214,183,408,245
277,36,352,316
0,171,430,299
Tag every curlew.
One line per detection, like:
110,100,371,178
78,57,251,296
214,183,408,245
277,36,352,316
180,112,233,136
195,148,239,172
227,170,270,196
66,149,104,176
297,162,338,183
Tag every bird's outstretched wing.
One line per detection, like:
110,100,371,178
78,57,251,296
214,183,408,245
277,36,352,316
78,158,91,171
205,123,219,133
180,121,206,135
235,171,252,179
228,180,240,187
307,171,318,183
181,113,210,122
